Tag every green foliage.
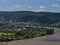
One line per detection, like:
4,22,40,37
15,28,54,39
0,28,54,42
0,11,60,24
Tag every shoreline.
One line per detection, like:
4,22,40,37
0,35,53,42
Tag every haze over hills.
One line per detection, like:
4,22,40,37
0,11,60,24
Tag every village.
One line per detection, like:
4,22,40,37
0,21,42,31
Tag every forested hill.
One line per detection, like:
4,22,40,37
0,11,60,24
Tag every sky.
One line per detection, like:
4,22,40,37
0,0,60,12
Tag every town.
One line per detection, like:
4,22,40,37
0,21,54,42
0,21,42,31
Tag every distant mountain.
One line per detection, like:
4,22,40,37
0,11,60,24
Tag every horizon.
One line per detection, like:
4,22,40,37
0,11,59,13
0,0,60,12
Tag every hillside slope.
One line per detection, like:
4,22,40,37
0,11,60,24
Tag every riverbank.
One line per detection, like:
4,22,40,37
0,27,60,45
0,28,54,42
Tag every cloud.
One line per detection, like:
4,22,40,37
8,4,33,11
24,0,35,2
9,4,23,8
30,9,46,12
30,6,47,12
14,4,21,8
1,0,14,3
27,6,32,9
39,6,47,9
34,9,45,12
7,4,47,12
37,5,47,12
56,0,60,1
8,4,22,10
51,4,60,8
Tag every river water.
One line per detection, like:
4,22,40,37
0,27,60,45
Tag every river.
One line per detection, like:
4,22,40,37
0,27,60,45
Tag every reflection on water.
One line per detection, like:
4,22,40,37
0,28,60,45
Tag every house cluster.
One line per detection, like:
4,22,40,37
0,21,42,31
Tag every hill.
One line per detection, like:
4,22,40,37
0,11,60,24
